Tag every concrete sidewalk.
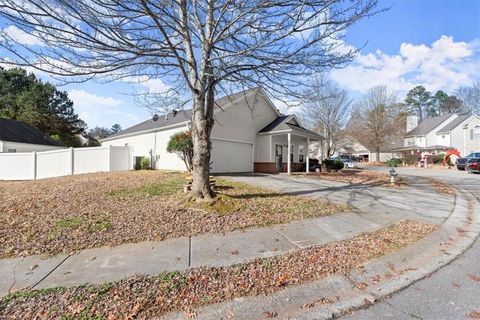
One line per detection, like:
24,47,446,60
0,210,400,296
0,173,455,297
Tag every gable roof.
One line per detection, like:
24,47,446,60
0,118,63,146
436,114,472,134
102,87,277,141
405,113,454,136
259,115,325,140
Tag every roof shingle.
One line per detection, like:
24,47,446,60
405,114,454,136
0,118,63,146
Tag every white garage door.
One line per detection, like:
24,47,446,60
211,139,253,173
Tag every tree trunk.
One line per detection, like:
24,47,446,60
376,149,380,163
190,88,215,201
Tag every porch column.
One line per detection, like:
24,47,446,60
306,137,310,173
287,133,291,174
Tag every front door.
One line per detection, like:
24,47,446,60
275,144,283,172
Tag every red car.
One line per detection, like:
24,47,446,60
466,158,480,174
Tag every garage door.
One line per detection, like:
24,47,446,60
210,139,253,173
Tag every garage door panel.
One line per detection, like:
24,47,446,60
211,140,253,173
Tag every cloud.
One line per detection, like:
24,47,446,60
68,89,124,126
330,35,480,94
1,25,43,46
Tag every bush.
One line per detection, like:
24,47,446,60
140,157,151,170
323,159,344,171
387,158,404,167
167,130,193,172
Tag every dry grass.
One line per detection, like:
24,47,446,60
0,171,346,258
429,179,456,195
0,220,436,319
303,169,404,186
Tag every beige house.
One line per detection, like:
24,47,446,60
338,137,402,162
102,88,324,173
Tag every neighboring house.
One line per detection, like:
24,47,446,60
337,136,402,162
101,88,324,173
0,118,64,153
392,113,480,158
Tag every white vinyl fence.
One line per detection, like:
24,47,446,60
0,146,132,181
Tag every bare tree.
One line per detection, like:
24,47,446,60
352,86,397,161
456,81,480,115
303,77,351,158
0,0,379,200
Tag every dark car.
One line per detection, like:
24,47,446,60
309,163,322,172
466,158,480,174
456,152,480,170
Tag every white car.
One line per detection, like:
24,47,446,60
342,158,360,169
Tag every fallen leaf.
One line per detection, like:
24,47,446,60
468,274,480,282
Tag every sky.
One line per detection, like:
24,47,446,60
0,0,479,130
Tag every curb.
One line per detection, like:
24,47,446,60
160,183,479,320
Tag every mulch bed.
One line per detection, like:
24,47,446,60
0,220,436,319
0,171,346,258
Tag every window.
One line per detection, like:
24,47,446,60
275,144,283,157
442,135,445,139
290,144,294,162
473,125,480,140
298,145,305,163
7,149,16,153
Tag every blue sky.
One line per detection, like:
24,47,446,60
1,0,479,130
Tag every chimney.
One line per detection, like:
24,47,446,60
406,115,418,133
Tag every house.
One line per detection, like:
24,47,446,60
337,137,402,162
392,113,480,158
0,118,64,153
101,88,324,173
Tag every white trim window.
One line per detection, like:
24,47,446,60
298,145,305,163
473,125,480,140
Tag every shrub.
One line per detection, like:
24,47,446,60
323,159,344,171
387,158,404,167
167,130,193,172
140,157,151,170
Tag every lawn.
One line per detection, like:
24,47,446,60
0,171,346,258
0,220,436,319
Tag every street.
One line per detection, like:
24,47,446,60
344,167,480,320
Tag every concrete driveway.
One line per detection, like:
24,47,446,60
221,172,455,225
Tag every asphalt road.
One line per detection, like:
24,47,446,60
343,167,480,320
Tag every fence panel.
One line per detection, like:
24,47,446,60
0,146,131,180
110,146,131,172
73,147,110,175
0,152,34,180
36,149,72,179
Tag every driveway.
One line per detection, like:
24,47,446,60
221,172,455,225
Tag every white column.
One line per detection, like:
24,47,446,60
306,137,310,173
287,133,291,174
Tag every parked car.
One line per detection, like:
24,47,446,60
455,152,480,170
341,158,360,169
466,158,480,174
309,162,322,173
